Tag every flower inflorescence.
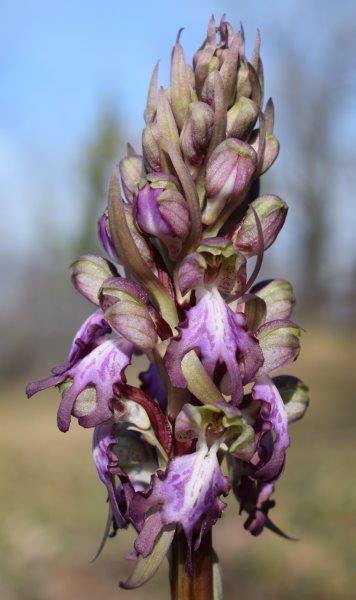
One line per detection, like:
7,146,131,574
27,15,309,590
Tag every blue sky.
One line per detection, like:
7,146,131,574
1,0,355,269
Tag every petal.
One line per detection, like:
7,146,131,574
57,337,133,432
105,301,157,350
120,527,175,590
98,211,120,262
92,422,127,528
251,279,295,322
273,375,309,423
165,288,263,404
177,252,206,296
256,320,301,375
232,195,288,258
71,254,117,305
26,310,110,397
251,375,290,481
135,184,172,238
113,384,173,459
127,441,229,572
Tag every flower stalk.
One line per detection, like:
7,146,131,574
170,529,213,600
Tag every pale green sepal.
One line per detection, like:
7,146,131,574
181,350,225,405
275,377,310,423
120,526,175,590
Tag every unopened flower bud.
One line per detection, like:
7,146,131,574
119,153,144,202
250,129,280,175
201,70,217,106
135,180,190,260
203,138,257,225
142,123,161,172
170,38,193,131
180,101,214,167
236,59,252,99
124,204,156,270
251,279,295,322
273,376,309,424
227,97,259,139
71,254,117,305
219,32,241,108
98,211,120,262
232,195,288,257
101,277,158,350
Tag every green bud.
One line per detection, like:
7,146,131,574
119,154,143,202
71,254,116,305
253,279,295,322
232,195,288,257
180,101,214,167
227,97,259,139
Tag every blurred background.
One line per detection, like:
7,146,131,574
1,0,356,598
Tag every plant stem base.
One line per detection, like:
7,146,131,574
170,528,213,600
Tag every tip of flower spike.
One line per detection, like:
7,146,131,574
176,27,184,43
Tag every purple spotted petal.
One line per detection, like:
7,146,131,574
251,376,290,482
165,288,263,404
26,310,110,397
92,421,127,528
58,337,133,432
127,441,229,572
139,363,167,410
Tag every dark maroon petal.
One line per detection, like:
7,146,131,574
114,384,172,457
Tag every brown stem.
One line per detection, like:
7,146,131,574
170,528,213,600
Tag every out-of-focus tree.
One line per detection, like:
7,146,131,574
74,106,122,255
0,106,123,378
278,25,356,317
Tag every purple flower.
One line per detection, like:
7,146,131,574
250,375,290,482
120,440,229,586
27,311,133,431
165,288,263,405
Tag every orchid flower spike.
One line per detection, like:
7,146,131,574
27,14,309,594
